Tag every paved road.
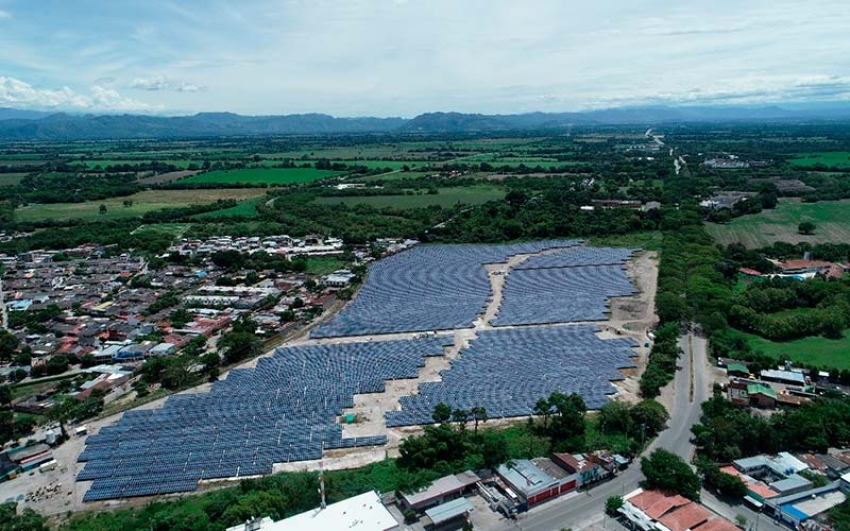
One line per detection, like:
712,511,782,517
496,332,711,531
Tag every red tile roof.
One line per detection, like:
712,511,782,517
696,518,740,531
658,503,711,531
738,268,762,276
628,490,691,519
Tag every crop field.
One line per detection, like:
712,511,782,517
180,168,341,185
131,223,192,238
704,199,850,248
0,173,27,186
732,329,850,370
193,196,265,218
789,152,850,168
313,186,505,209
14,189,268,222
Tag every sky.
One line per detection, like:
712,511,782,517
0,0,849,117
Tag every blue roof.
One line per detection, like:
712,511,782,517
780,504,810,521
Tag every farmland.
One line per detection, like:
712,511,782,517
179,168,341,185
704,198,850,247
731,329,850,370
0,172,27,186
789,152,850,169
13,189,268,222
312,186,505,209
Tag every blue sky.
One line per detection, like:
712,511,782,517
1,0,849,116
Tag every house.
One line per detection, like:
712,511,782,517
496,459,576,510
400,471,480,512
423,497,474,531
325,270,357,288
619,489,715,531
148,343,177,357
551,451,613,487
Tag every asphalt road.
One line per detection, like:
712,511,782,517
497,332,712,531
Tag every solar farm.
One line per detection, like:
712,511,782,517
76,241,654,501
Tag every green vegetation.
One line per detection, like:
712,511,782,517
587,231,663,251
730,329,850,370
14,189,266,223
313,186,505,209
180,168,341,185
641,448,701,500
705,199,850,248
790,152,850,169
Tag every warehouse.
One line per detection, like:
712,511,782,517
400,471,480,512
497,459,575,510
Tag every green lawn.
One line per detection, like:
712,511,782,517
790,152,850,169
193,197,265,219
181,168,341,185
131,223,192,238
313,186,505,209
704,198,850,248
731,328,850,370
304,257,349,275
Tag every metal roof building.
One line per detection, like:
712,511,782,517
232,491,398,531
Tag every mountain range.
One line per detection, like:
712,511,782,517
0,104,849,141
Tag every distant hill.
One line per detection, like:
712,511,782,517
0,104,848,140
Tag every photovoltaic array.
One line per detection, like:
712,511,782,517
78,337,448,500
311,240,581,338
385,326,638,427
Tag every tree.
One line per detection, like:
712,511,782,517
432,403,452,424
0,385,11,407
218,331,261,364
470,406,488,438
534,397,552,430
599,400,633,434
630,400,669,439
606,496,624,516
0,329,19,361
0,502,50,531
798,221,816,235
641,449,701,500
99,204,108,215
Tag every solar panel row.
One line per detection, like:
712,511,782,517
312,240,581,337
386,326,638,427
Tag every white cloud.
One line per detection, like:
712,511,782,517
130,76,206,93
0,10,11,19
0,76,157,112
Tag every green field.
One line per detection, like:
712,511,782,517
131,223,192,238
704,199,850,248
14,189,267,222
193,196,265,219
181,168,341,185
313,186,505,209
447,153,579,168
731,328,850,370
790,152,850,169
0,173,27,186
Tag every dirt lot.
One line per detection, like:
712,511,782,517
138,170,201,185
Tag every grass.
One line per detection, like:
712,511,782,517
588,231,663,251
0,173,27,186
193,196,265,219
789,152,850,169
704,198,850,248
313,186,505,209
131,223,192,238
14,189,268,222
304,256,349,275
181,168,342,185
730,328,850,370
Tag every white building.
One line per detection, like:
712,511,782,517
225,491,398,531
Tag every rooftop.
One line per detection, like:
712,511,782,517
401,471,480,507
259,491,397,531
424,497,474,526
657,502,711,531
497,459,557,496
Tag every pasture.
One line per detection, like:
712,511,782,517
14,189,268,222
732,329,850,370
789,152,850,169
313,186,505,209
0,173,27,186
180,168,341,185
704,199,850,248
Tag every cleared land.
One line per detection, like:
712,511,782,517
138,170,201,185
731,329,850,370
790,152,850,168
14,189,268,222
180,168,341,185
313,186,505,209
704,199,850,248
